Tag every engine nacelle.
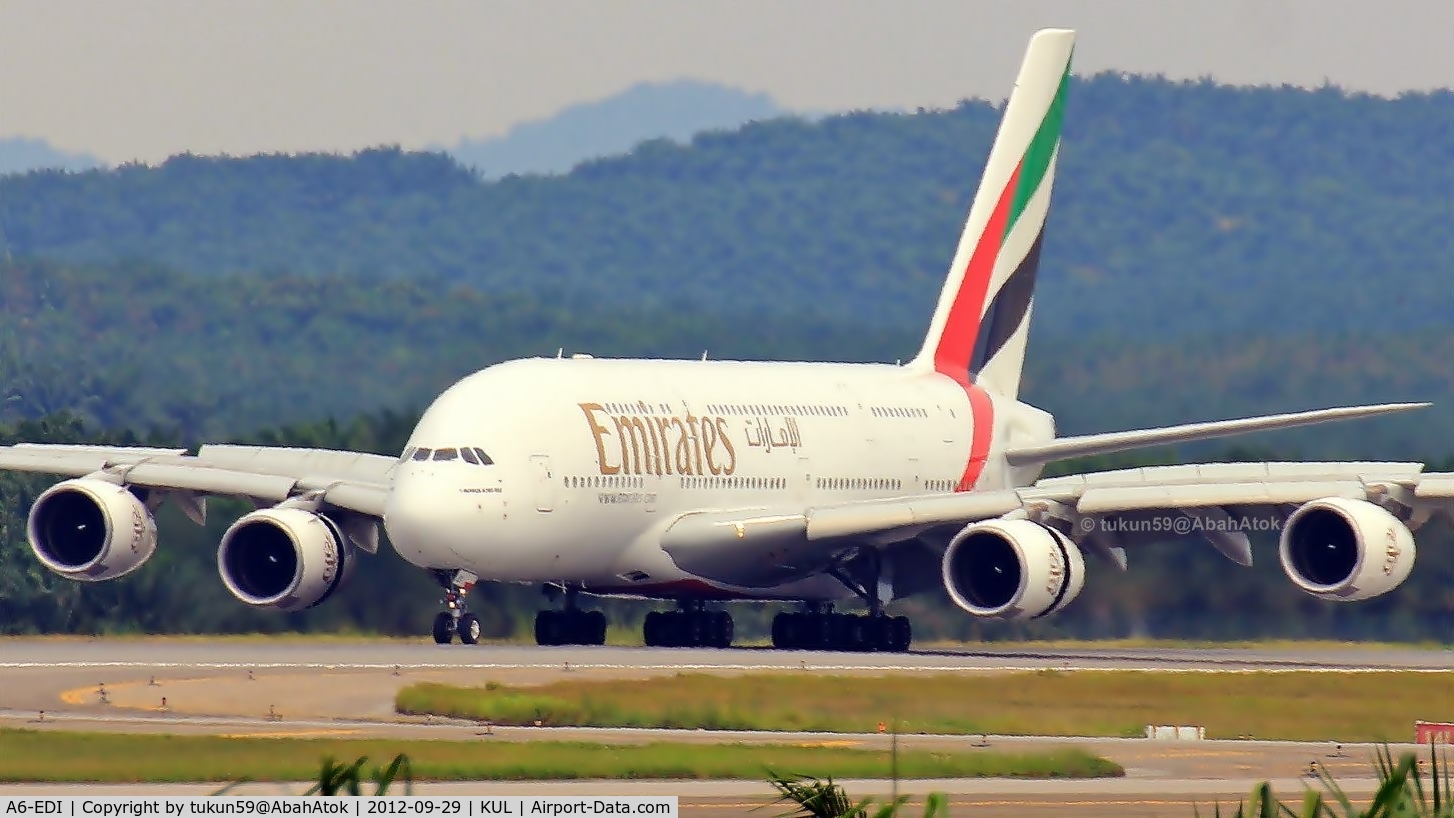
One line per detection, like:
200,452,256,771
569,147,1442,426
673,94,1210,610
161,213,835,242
217,507,356,612
941,518,1086,620
26,478,158,582
1279,496,1415,602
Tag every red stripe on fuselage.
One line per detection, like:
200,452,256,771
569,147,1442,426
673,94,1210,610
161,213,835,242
935,164,1022,491
958,384,995,491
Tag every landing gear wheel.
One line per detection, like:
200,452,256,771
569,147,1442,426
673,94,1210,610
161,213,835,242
711,611,734,648
890,616,912,652
458,613,482,645
534,609,608,646
769,610,912,652
641,609,733,648
643,611,664,647
432,611,456,645
587,610,608,645
535,610,560,646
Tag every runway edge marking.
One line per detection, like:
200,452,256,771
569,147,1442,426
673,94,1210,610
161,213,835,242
2,662,1450,672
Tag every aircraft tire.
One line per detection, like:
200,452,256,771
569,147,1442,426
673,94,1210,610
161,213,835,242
458,613,482,645
711,611,734,648
432,611,455,645
890,616,912,652
587,610,607,645
643,611,664,646
534,610,560,646
769,611,911,652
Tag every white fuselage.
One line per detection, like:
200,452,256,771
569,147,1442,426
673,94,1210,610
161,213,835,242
381,356,1055,601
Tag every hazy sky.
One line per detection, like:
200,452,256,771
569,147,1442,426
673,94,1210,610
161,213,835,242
3,0,1451,165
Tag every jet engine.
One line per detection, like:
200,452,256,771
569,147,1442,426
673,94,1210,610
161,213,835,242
941,518,1085,620
1279,496,1415,602
25,478,158,581
217,507,356,612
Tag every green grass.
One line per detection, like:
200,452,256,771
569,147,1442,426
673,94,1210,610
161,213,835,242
0,727,1121,783
397,670,1454,742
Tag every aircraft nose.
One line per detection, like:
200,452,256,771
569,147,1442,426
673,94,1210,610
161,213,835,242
383,466,449,567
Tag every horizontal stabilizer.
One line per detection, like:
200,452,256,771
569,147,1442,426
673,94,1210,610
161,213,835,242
1004,402,1429,467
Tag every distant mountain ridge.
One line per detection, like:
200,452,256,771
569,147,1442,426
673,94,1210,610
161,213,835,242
1,80,787,180
0,137,105,175
3,73,1449,346
441,79,788,178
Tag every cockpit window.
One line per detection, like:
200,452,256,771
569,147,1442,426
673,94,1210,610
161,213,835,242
433,448,459,462
473,447,494,465
460,447,480,465
411,448,433,461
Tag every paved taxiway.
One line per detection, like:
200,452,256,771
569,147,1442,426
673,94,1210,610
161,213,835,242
1,640,1445,816
2,640,1450,671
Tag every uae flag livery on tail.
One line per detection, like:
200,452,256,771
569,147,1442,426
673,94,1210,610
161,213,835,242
907,28,1076,491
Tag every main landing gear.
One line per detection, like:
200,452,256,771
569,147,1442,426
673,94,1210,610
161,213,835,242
430,569,482,645
771,603,911,652
770,550,912,652
533,585,608,646
643,601,733,648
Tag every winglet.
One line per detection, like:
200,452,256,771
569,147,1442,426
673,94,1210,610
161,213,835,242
1004,402,1430,467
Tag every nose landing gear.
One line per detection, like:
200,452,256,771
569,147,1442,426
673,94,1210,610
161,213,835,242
429,569,482,645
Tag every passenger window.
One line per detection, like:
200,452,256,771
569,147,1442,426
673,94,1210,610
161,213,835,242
461,448,480,465
433,448,459,462
473,448,494,465
411,448,432,461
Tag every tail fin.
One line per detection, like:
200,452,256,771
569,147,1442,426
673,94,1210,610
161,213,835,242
907,28,1074,401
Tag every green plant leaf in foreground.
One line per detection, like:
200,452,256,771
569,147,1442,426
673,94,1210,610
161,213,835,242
1193,744,1453,817
762,770,947,818
214,754,413,796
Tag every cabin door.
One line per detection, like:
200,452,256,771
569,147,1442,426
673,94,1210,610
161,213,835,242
530,454,554,512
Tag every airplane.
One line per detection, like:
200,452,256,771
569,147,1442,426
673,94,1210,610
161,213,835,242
1,28,1444,653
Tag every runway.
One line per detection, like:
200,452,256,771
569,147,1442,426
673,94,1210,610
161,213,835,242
0,639,1444,816
2,639,1449,672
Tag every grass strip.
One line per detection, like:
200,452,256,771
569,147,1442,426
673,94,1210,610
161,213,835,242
397,670,1454,742
0,727,1121,783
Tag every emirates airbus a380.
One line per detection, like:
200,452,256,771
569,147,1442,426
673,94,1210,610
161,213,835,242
4,29,1446,652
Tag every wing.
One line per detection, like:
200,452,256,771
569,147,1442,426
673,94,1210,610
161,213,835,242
659,460,1452,590
0,442,395,519
1002,403,1429,467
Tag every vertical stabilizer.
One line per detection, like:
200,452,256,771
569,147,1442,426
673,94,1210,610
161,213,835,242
907,28,1074,402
